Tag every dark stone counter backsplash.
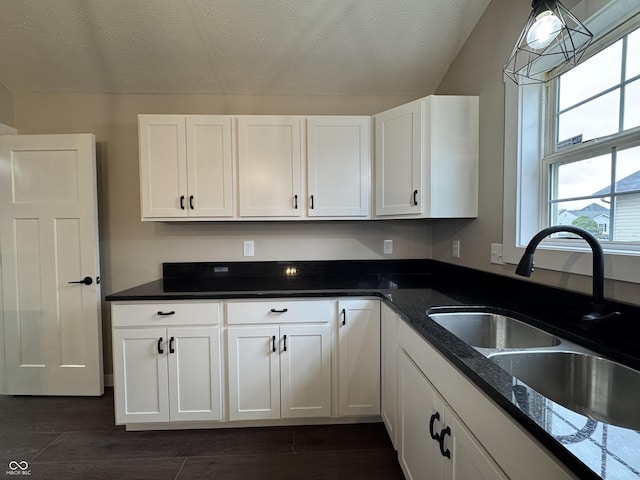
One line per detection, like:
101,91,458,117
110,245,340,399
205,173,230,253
106,259,640,480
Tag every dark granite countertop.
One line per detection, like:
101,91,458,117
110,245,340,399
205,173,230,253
106,260,640,480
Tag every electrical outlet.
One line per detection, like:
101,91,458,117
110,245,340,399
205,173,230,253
243,240,255,257
452,240,460,258
491,243,504,264
383,239,393,255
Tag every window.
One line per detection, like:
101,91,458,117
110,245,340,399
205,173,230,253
503,3,640,284
546,26,640,243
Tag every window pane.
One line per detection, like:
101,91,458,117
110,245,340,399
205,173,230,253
626,27,640,80
624,79,640,131
559,40,622,111
558,90,620,143
553,199,610,239
555,155,612,200
615,146,640,193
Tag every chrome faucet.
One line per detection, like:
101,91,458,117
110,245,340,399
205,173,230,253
515,225,620,330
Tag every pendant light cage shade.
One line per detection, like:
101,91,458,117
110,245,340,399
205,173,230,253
504,0,593,85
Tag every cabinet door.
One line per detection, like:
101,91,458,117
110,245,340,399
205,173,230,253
280,324,332,418
381,304,399,448
227,326,281,421
112,328,170,424
167,326,222,422
139,115,188,218
307,116,370,217
237,116,302,217
338,299,380,416
443,407,508,480
186,116,234,217
398,351,444,480
374,101,422,216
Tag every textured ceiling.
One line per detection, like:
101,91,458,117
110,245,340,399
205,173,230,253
0,0,491,97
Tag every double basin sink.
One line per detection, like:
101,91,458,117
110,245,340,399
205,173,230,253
427,307,640,431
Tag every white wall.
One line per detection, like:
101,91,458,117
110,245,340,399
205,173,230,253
434,0,639,306
0,83,14,127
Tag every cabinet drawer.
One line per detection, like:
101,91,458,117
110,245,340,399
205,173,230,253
226,299,335,324
111,302,221,327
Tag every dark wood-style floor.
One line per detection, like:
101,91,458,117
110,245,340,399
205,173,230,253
0,388,405,479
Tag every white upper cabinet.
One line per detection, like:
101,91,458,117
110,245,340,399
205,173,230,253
139,114,234,220
374,95,479,218
307,116,371,218
139,115,187,219
139,99,479,222
186,116,234,217
237,116,303,218
375,100,422,217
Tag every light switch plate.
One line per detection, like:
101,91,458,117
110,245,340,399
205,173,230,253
383,239,393,254
452,240,460,258
243,240,255,257
490,243,504,264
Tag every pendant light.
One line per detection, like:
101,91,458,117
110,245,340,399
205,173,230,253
504,0,593,85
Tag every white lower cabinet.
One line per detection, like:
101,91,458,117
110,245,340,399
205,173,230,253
227,324,332,421
226,299,334,421
397,320,575,480
111,302,222,425
381,303,399,448
338,299,381,416
399,351,507,480
113,325,222,424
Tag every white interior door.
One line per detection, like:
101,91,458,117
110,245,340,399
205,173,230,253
0,134,103,395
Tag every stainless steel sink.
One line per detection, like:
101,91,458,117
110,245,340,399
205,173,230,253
428,311,561,349
490,351,640,430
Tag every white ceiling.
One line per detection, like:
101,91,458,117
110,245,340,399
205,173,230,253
0,0,491,97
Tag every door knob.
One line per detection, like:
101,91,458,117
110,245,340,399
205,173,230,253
68,276,93,285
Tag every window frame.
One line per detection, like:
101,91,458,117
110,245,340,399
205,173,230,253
503,6,640,285
544,23,640,245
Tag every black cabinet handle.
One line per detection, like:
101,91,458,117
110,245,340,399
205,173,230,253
68,276,93,285
180,195,185,210
341,308,346,325
413,189,418,206
310,195,315,209
169,336,175,354
157,311,175,316
189,195,194,210
294,195,299,209
270,308,288,313
272,335,276,353
438,426,451,459
157,337,164,354
283,335,287,352
429,412,441,441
